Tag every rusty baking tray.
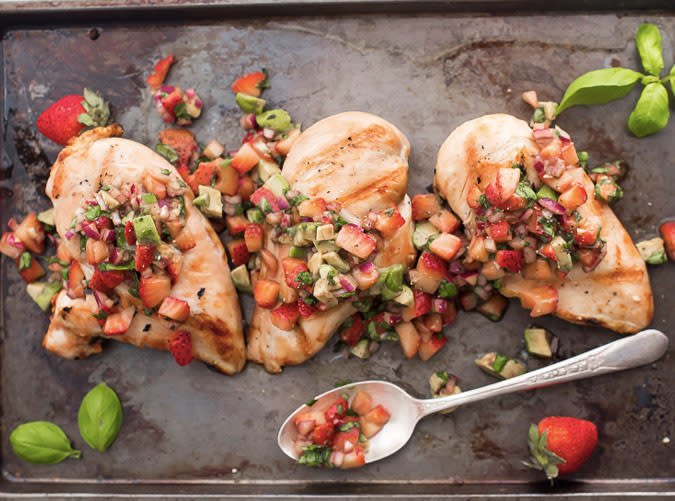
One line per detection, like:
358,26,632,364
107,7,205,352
1,2,674,497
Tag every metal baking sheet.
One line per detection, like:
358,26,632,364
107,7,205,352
1,5,674,497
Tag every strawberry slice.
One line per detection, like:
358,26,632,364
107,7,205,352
270,302,300,331
486,221,511,243
173,229,196,252
373,205,405,237
186,159,217,194
147,55,176,90
298,299,318,318
124,220,136,245
135,244,155,272
167,252,183,283
244,223,264,252
0,232,24,259
281,257,311,290
249,187,280,212
37,89,110,146
310,423,335,446
158,296,190,322
297,198,327,218
335,224,376,259
429,233,463,261
14,213,46,254
231,143,260,174
226,215,250,236
429,209,460,234
89,269,126,293
418,334,448,361
139,273,172,309
660,221,675,261
168,330,194,366
339,313,365,346
253,279,280,308
231,71,269,97
496,249,524,273
16,253,45,284
158,128,197,169
68,261,86,298
411,194,442,221
103,306,135,336
226,239,250,267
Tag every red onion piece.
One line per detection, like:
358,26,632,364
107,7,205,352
538,198,565,215
100,228,116,242
384,312,402,326
299,217,313,223
582,246,607,272
277,197,290,210
432,298,447,314
81,223,100,240
449,260,464,275
519,208,533,222
339,277,357,293
534,161,544,173
280,214,292,228
8,233,25,249
65,230,75,240
358,261,374,273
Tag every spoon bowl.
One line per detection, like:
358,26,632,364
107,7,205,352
278,329,668,466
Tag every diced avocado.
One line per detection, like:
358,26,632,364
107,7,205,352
293,222,320,246
247,253,261,271
413,222,439,250
141,193,158,205
307,252,323,275
26,281,62,312
315,240,339,254
262,173,290,199
196,185,223,218
318,264,339,284
524,327,557,358
349,339,371,359
315,224,335,242
313,278,338,308
636,237,667,265
132,215,161,245
257,158,281,182
256,108,292,132
37,208,55,226
231,264,252,293
246,208,264,224
289,246,305,259
551,235,572,272
476,295,509,322
393,285,414,306
100,191,121,210
235,93,266,114
322,251,350,273
536,185,558,201
475,352,526,379
384,264,403,292
192,193,209,208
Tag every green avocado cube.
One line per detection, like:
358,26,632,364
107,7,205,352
235,93,266,114
132,215,161,245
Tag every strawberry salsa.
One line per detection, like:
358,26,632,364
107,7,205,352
292,390,390,469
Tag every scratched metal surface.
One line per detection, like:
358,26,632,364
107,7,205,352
0,10,674,497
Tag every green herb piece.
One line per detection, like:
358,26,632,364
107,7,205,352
10,421,81,465
384,207,395,217
91,311,109,320
78,382,123,452
577,151,589,168
101,184,112,191
18,252,32,270
339,421,360,432
492,354,509,373
174,102,192,120
492,279,501,289
84,204,102,221
156,144,179,164
532,108,546,123
594,176,624,204
294,271,313,286
515,182,537,205
160,169,171,175
305,398,317,407
557,68,643,115
478,194,491,210
177,179,187,188
298,444,331,467
438,279,458,298
627,82,670,137
141,193,158,204
635,23,664,76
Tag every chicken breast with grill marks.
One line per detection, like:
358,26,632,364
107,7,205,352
43,125,246,374
247,112,417,372
434,113,653,333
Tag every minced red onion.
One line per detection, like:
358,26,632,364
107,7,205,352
538,198,565,215
544,158,565,177
519,208,533,222
8,233,24,248
100,228,116,242
280,214,292,228
160,85,174,93
224,204,237,217
449,260,463,275
339,276,357,293
277,197,290,210
534,160,544,173
384,312,402,326
111,211,122,226
487,208,504,224
81,223,100,240
329,450,344,467
266,212,282,225
477,274,488,287
582,246,607,272
432,298,447,314
474,286,490,301
65,230,75,240
533,128,554,144
359,261,374,273
224,194,242,205
109,248,124,265
509,237,526,250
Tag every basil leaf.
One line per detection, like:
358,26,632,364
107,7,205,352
557,68,643,115
627,82,670,137
78,382,123,452
10,421,81,464
635,23,664,76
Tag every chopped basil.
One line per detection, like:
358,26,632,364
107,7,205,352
143,307,155,316
177,180,188,188
156,144,179,165
346,409,358,417
80,235,88,252
174,102,192,120
84,205,102,221
298,445,331,467
515,182,537,206
45,256,70,267
161,169,171,175
294,271,314,286
302,295,318,306
532,107,546,123
492,279,502,289
479,194,491,210
339,421,360,432
435,371,449,385
178,196,186,217
304,398,317,407
538,217,557,240
340,316,354,330
99,262,135,271
330,212,349,231
91,311,109,320
336,404,344,415
438,279,458,298
18,252,32,270
352,300,372,312
70,217,78,229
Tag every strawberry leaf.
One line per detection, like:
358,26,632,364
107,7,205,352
77,113,97,127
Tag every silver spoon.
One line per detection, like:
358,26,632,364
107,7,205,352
278,329,668,465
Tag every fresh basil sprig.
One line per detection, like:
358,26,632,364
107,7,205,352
556,23,673,137
10,421,81,465
78,382,123,452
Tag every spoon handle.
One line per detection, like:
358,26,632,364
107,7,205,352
417,329,668,418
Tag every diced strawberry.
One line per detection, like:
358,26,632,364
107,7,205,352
660,222,675,261
167,252,183,283
297,197,327,218
575,218,601,247
310,423,335,446
373,205,405,237
89,269,125,293
213,162,239,196
352,263,380,290
231,71,268,97
483,183,502,206
244,223,264,252
124,220,136,245
325,397,349,423
527,207,545,236
139,273,172,308
467,185,483,209
442,301,458,326
103,306,135,336
158,128,197,169
147,55,175,90
496,249,523,273
270,302,300,331
160,88,183,118
249,187,280,212
173,228,197,251
429,233,463,261
226,239,250,267
86,238,109,265
237,176,256,201
558,183,587,212
339,313,364,346
418,334,448,361
500,194,528,211
14,213,45,254
486,221,511,243
295,418,317,436
144,176,167,200
333,428,360,452
185,160,216,194
68,261,85,298
298,299,318,318
336,224,376,259
401,289,432,321
459,291,478,311
522,259,555,281
411,194,442,221
560,214,578,234
519,285,558,317
538,243,557,262
225,215,249,236
351,391,373,416
364,404,390,427
135,244,155,271
577,248,602,269
168,330,193,366
412,252,446,293
560,141,578,166
424,313,443,333
0,232,24,259
253,279,279,308
16,254,45,283
275,128,301,156
158,296,190,322
231,143,260,174
281,257,310,289
496,167,521,202
342,445,366,469
429,210,460,233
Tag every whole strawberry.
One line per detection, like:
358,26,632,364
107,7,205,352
36,88,110,145
168,330,194,366
524,417,598,480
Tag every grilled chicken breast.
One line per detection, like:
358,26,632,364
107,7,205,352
43,125,246,374
434,114,653,333
247,112,416,372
